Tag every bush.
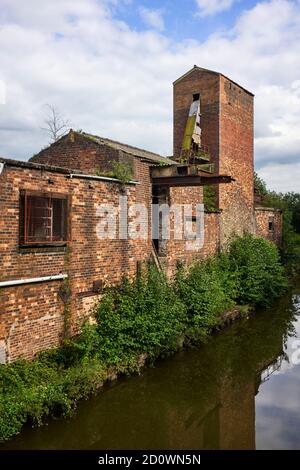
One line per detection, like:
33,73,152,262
228,234,287,306
0,357,106,442
175,256,237,340
95,267,187,364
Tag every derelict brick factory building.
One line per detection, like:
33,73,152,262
0,66,282,362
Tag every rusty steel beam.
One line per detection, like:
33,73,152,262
151,175,234,187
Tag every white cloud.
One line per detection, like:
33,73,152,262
138,6,165,31
255,82,300,167
258,163,300,193
0,0,300,192
0,80,6,104
196,0,237,17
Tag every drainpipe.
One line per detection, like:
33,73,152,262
0,273,68,288
68,173,139,185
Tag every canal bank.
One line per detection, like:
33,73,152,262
0,234,288,444
2,279,300,450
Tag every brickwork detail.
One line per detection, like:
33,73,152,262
255,208,282,246
219,75,255,246
0,164,142,361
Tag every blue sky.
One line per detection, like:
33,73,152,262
0,0,300,192
116,0,258,41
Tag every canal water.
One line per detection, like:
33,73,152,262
2,282,300,450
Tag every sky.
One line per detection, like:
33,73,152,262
0,0,300,193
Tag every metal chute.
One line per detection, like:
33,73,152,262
180,94,210,165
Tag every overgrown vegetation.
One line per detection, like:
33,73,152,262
228,234,287,306
95,161,133,186
175,256,237,341
203,185,219,212
95,269,186,364
0,234,288,442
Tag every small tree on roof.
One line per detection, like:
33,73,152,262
42,104,71,143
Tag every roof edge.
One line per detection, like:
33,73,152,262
78,131,176,165
255,205,282,213
173,65,254,97
31,130,175,166
0,157,70,174
80,131,161,158
0,157,138,185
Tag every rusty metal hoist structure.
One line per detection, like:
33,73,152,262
151,92,234,187
180,94,213,173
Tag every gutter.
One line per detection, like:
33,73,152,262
0,158,141,185
68,173,140,185
0,274,68,288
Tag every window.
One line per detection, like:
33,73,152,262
20,191,68,245
268,217,275,232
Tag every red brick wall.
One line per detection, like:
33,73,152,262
132,158,152,260
219,75,255,246
173,70,255,248
160,185,220,277
1,281,64,362
32,136,218,273
0,163,143,361
0,160,222,360
255,208,282,246
165,212,220,277
30,134,154,270
30,132,120,174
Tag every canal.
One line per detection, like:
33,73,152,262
2,281,300,450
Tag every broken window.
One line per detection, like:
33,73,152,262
268,217,275,232
20,191,68,245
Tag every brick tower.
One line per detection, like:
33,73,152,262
173,66,255,247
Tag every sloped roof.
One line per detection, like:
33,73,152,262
78,131,175,166
173,65,254,97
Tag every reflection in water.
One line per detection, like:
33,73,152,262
2,283,300,450
255,293,300,450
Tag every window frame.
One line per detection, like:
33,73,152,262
268,216,275,233
19,190,70,247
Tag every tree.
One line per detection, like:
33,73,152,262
283,193,300,234
255,173,300,271
42,104,70,143
254,171,268,197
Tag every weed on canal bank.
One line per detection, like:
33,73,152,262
0,234,287,442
